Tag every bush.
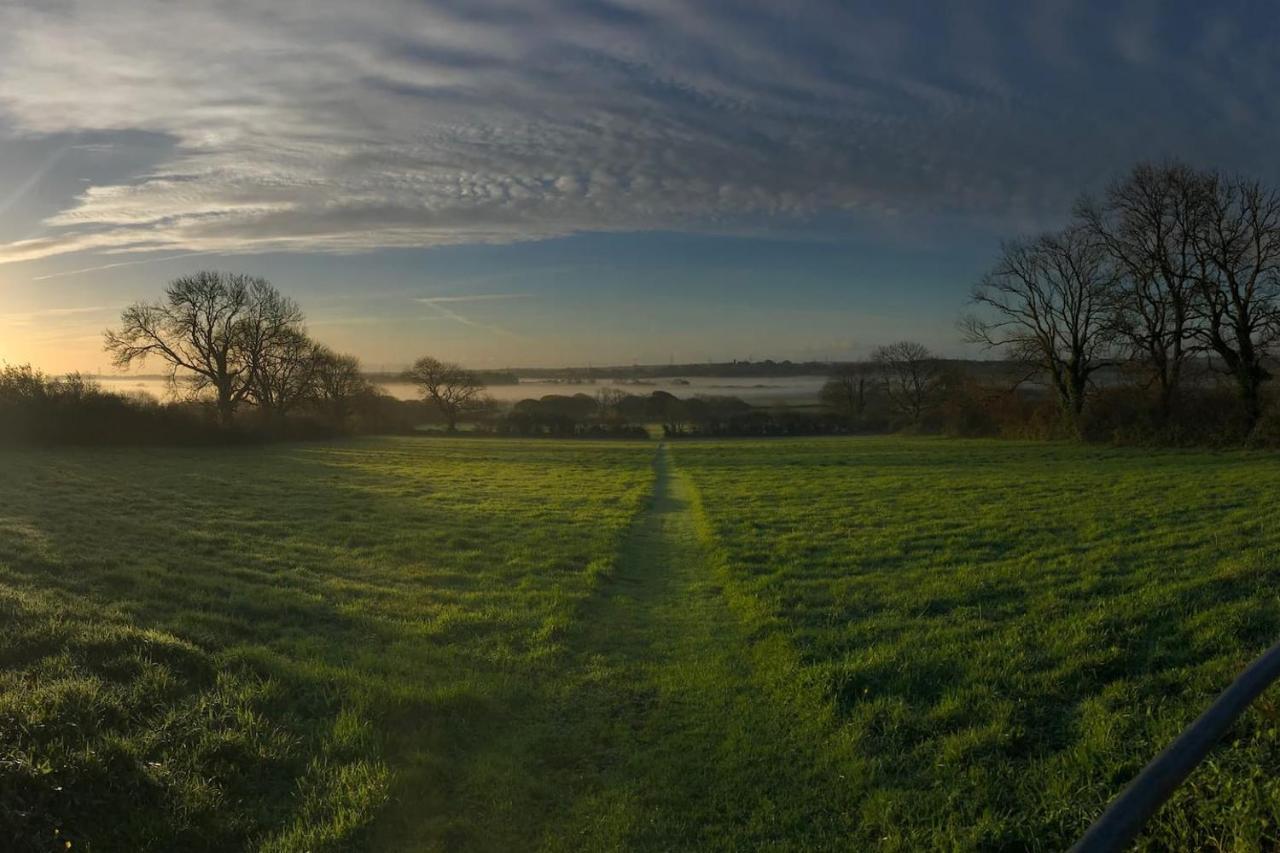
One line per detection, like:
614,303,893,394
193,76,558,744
0,366,234,447
495,393,650,438
0,365,425,446
668,408,848,438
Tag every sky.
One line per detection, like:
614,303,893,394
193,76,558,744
1,1,1279,371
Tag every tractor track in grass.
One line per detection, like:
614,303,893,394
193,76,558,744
542,443,854,850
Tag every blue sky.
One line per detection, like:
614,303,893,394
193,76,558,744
1,1,1278,370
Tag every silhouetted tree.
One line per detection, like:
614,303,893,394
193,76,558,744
645,390,685,434
594,387,628,423
249,327,319,421
105,272,298,426
964,227,1118,434
311,347,372,429
1188,172,1280,428
872,342,942,424
238,280,308,419
820,363,871,427
1077,161,1206,419
405,356,486,431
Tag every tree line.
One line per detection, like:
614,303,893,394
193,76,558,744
961,160,1280,441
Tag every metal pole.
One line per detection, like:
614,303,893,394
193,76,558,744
1071,638,1280,852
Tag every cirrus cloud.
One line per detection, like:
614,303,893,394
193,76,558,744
0,1,1278,267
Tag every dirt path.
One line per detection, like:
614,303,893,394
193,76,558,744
543,444,853,850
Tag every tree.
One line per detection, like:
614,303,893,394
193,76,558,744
594,387,628,423
1077,161,1207,419
820,363,871,427
105,272,307,427
645,390,686,435
871,342,943,424
239,279,308,419
964,227,1118,434
311,347,371,428
106,272,266,426
1188,172,1280,428
249,327,319,421
405,356,486,431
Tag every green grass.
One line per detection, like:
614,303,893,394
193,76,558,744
535,445,859,850
0,437,653,851
674,437,1280,850
6,434,1280,850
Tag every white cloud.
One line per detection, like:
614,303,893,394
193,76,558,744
416,294,529,304
418,299,522,338
0,1,1274,266
0,305,111,326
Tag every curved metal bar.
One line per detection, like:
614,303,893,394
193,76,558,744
1070,638,1280,852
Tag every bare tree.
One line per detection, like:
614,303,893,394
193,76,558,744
964,227,1118,434
820,363,871,427
871,342,942,424
105,272,305,427
240,280,307,419
405,356,486,431
1188,172,1280,428
250,327,319,420
311,347,372,428
105,272,254,426
594,387,628,422
1077,161,1207,419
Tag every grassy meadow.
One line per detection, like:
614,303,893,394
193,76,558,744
3,434,1280,850
675,437,1280,850
0,437,653,851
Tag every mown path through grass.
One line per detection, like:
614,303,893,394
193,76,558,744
541,444,853,850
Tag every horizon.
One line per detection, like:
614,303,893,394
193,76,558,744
5,3,1280,371
80,353,1044,382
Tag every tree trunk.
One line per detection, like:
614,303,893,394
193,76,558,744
1156,360,1180,424
1060,369,1088,440
1238,367,1264,431
216,391,235,428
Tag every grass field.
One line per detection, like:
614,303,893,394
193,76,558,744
0,437,653,851
675,437,1280,850
3,435,1280,850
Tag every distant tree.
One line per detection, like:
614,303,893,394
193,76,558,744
1187,172,1280,428
105,272,300,427
311,347,372,428
0,363,48,402
537,393,597,421
820,363,871,427
964,227,1118,434
871,342,943,424
594,387,628,422
1076,161,1206,420
405,356,486,431
645,390,686,434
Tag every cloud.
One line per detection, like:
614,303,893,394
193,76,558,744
413,292,529,337
418,299,522,338
415,293,530,304
0,305,111,326
30,251,221,281
0,1,1277,267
